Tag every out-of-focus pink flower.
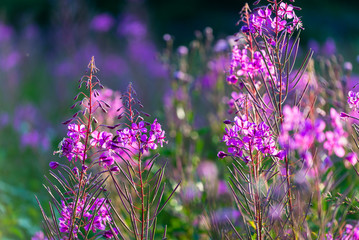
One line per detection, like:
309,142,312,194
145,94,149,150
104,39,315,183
197,161,218,182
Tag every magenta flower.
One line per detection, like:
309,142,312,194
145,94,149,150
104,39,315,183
258,7,272,22
227,45,276,85
114,118,166,155
58,137,86,161
271,17,287,32
278,2,295,19
220,115,283,161
67,124,86,140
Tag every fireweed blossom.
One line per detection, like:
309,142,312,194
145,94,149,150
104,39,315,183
245,2,303,37
218,115,283,161
56,124,86,161
116,119,166,154
279,105,348,167
227,46,276,85
56,108,166,170
227,1,303,86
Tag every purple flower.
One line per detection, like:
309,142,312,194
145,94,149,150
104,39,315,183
258,7,272,22
132,121,147,134
91,13,115,32
59,138,85,161
60,138,74,159
271,17,287,32
227,45,276,85
220,115,282,160
67,124,86,140
280,105,325,154
278,3,295,19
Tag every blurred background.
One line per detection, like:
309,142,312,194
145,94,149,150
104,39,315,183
0,0,358,238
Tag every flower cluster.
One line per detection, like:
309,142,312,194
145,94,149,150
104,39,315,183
58,197,116,238
242,2,302,37
279,106,347,166
117,119,166,153
227,46,275,85
218,115,283,161
279,106,324,155
56,118,166,168
57,124,87,161
226,1,303,86
348,90,359,110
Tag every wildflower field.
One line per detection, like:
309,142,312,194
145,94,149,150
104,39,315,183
1,0,359,239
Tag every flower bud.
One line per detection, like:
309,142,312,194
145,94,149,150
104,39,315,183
49,161,59,169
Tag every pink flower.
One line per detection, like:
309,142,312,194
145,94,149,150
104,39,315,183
278,3,295,19
271,17,287,32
